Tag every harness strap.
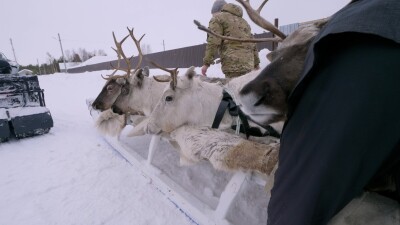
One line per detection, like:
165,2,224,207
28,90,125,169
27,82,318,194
265,125,281,139
211,93,229,129
212,90,282,139
230,124,281,139
211,90,251,139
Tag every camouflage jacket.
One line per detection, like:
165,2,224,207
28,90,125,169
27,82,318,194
203,3,260,76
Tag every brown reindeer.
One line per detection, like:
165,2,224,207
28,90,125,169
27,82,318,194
90,27,149,136
91,27,145,112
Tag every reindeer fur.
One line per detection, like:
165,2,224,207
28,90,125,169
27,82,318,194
170,125,279,176
95,109,126,137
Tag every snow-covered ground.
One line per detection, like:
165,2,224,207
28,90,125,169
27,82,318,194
0,50,270,225
0,74,194,225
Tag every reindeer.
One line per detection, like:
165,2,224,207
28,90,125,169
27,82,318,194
143,66,264,134
92,27,145,112
90,27,160,136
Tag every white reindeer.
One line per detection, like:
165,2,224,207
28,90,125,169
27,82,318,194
143,66,283,139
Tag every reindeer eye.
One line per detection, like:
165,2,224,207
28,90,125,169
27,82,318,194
165,96,173,102
121,87,129,95
107,85,114,91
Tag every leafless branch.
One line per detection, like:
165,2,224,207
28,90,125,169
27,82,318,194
194,20,282,43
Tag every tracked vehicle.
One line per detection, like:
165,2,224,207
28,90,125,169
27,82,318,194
0,52,53,142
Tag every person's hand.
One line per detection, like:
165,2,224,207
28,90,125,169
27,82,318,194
254,64,260,71
201,65,209,76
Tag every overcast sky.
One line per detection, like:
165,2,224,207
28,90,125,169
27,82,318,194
1,0,349,66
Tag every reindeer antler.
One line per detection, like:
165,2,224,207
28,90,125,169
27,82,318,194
236,0,286,39
194,0,287,44
126,27,145,74
101,32,130,80
194,20,282,43
101,27,146,81
150,61,179,90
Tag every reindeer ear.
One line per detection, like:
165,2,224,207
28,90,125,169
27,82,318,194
129,68,144,87
185,66,196,80
133,68,144,80
116,77,126,85
143,66,150,77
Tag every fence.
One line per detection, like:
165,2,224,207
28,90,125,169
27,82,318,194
67,23,300,74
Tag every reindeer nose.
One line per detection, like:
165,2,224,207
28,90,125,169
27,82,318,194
92,102,102,110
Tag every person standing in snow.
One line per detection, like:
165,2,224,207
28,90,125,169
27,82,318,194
201,1,260,78
267,0,400,224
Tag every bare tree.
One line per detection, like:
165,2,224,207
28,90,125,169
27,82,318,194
64,50,71,62
46,52,57,73
71,50,82,63
97,49,107,56
78,48,90,62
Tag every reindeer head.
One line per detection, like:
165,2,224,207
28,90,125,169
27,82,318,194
92,27,145,112
111,66,152,115
145,66,226,134
238,20,328,126
92,75,129,111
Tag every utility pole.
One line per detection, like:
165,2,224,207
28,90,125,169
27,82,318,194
58,33,68,73
272,18,279,51
9,38,18,64
163,40,165,51
37,59,42,75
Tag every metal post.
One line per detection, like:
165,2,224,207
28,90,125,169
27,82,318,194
9,38,18,64
58,33,68,73
273,18,279,51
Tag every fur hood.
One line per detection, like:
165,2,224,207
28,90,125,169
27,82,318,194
221,3,243,17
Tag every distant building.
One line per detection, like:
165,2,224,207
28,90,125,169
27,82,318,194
59,56,116,73
18,69,34,76
58,62,81,73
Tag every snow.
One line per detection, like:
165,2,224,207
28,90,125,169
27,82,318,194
7,107,50,117
0,108,7,118
0,49,270,225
